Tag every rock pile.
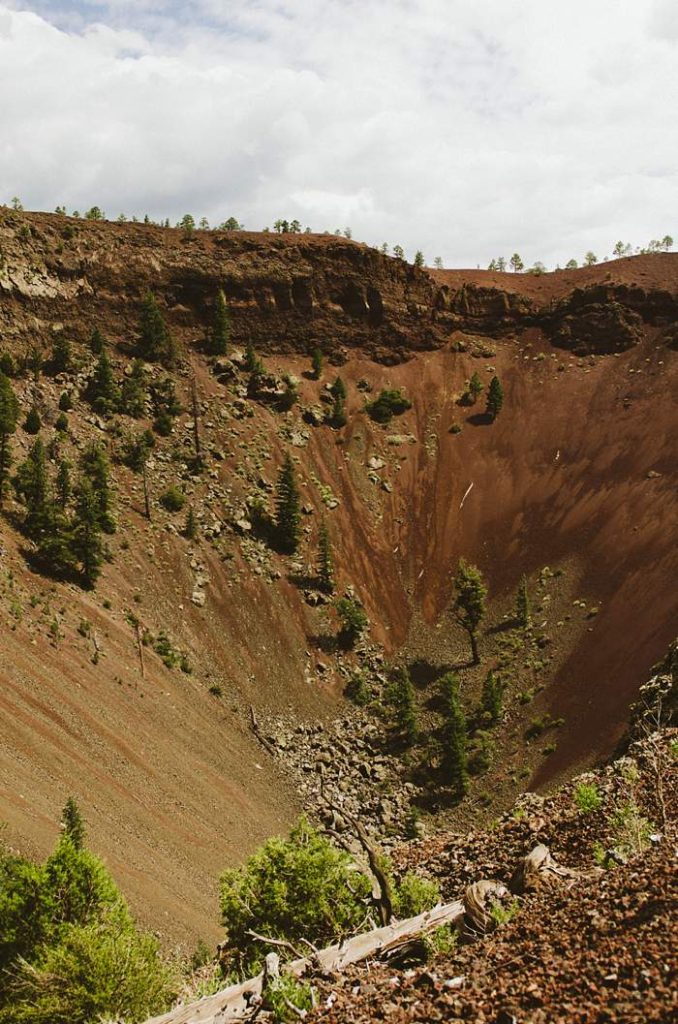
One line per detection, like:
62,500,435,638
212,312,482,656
262,711,418,844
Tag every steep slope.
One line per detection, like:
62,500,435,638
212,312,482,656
0,209,676,945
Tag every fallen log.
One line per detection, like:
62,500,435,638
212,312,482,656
144,899,466,1024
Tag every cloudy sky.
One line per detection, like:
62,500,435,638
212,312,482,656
0,1,675,268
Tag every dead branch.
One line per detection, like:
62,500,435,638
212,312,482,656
249,706,276,756
245,931,304,960
320,782,393,926
135,621,146,679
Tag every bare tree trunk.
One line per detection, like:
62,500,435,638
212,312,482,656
142,459,151,520
136,622,146,679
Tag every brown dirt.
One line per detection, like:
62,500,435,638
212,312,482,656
0,210,676,945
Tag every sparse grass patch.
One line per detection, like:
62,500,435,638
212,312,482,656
573,782,602,814
266,976,314,1022
424,924,458,957
489,898,520,927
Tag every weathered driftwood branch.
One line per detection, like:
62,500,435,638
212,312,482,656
145,899,465,1024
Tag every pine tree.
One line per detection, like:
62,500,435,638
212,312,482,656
516,574,531,627
72,477,104,588
413,250,425,268
89,327,105,354
479,670,505,725
86,350,119,414
453,558,487,664
36,503,75,578
275,453,301,553
208,289,230,356
25,344,43,381
335,597,369,648
137,292,176,365
14,437,50,536
50,335,73,375
387,667,418,745
0,371,19,508
439,672,469,796
56,458,72,509
247,359,266,398
329,375,347,427
184,505,197,540
317,519,335,593
468,371,483,403
486,376,504,421
0,351,16,377
119,359,147,417
311,347,323,380
24,406,42,434
60,796,86,849
243,340,259,373
80,443,115,534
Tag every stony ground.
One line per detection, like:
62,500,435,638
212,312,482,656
305,729,677,1024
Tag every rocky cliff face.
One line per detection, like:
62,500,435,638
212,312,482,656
2,210,677,360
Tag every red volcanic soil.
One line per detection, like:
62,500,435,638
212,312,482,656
0,211,676,942
431,251,678,300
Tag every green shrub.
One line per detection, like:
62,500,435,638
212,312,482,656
335,597,368,648
344,670,372,705
266,976,313,1022
489,898,520,927
2,917,173,1024
153,632,180,668
525,716,546,740
365,388,411,424
159,486,185,512
0,809,175,1024
424,923,457,957
573,782,602,814
219,817,371,976
392,872,439,918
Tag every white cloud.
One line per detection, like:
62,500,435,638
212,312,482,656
0,0,676,267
